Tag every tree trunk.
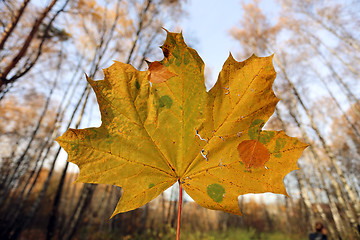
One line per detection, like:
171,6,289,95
276,58,360,220
99,186,112,232
46,162,70,240
275,81,358,237
60,184,97,240
298,7,360,51
310,65,360,137
46,87,90,240
126,0,153,64
0,62,59,204
0,0,31,50
1,84,89,240
0,0,58,91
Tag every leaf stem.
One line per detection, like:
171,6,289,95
176,180,183,240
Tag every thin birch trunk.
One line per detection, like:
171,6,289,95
60,184,97,240
275,84,357,237
46,87,91,240
99,186,112,232
2,84,89,240
310,65,360,137
126,0,153,64
275,57,360,219
276,100,342,236
0,0,31,51
299,7,360,51
0,0,58,90
303,29,360,80
310,43,360,114
0,54,60,203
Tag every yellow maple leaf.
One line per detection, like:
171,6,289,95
56,31,308,217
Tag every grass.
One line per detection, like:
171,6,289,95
123,228,307,240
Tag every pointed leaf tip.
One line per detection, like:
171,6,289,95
161,27,169,33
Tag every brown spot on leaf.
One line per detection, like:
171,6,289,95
162,46,170,58
237,140,270,169
148,61,177,83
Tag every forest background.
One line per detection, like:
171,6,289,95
0,0,359,239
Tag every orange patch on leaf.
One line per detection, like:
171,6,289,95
237,140,270,169
148,61,177,83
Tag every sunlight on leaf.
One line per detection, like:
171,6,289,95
56,30,308,217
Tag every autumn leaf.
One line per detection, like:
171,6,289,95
56,30,308,217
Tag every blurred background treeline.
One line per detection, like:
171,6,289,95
0,0,359,239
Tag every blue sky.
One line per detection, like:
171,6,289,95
178,0,278,88
179,0,244,86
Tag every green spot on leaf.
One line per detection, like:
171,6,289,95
175,57,182,66
70,145,79,152
135,80,140,90
149,183,155,189
259,131,275,145
275,138,286,149
249,119,265,140
273,138,287,158
162,60,169,67
207,183,225,203
159,95,173,109
105,138,113,145
172,46,180,58
166,34,176,46
184,51,190,65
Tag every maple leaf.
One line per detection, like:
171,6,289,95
56,30,308,217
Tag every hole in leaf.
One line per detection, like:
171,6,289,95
218,159,226,169
195,129,208,142
201,149,209,161
223,86,230,95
